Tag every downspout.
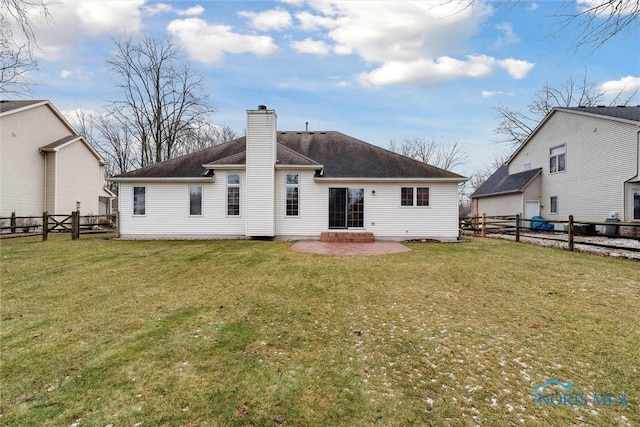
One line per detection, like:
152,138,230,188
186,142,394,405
623,130,640,221
41,150,47,213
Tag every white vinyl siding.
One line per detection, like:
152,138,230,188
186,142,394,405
476,193,523,218
118,179,246,238
1,103,106,217
274,173,460,240
56,140,102,214
509,111,638,221
245,109,276,236
0,104,69,216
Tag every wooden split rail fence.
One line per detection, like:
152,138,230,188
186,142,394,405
0,212,115,241
461,214,640,254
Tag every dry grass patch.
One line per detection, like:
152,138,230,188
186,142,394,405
1,234,638,426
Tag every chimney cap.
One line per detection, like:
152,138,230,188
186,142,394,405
258,105,267,110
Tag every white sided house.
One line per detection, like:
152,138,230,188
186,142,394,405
0,100,113,217
111,106,467,241
471,106,640,227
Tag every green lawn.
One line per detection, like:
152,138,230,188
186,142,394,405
1,234,638,426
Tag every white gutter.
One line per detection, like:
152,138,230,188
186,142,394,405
202,163,245,169
107,177,215,183
275,164,322,170
314,177,467,183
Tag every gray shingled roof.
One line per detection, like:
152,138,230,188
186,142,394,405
113,131,465,180
0,100,46,114
278,131,461,178
40,135,79,150
471,165,542,198
559,106,640,122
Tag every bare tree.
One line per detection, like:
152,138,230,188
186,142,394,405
175,122,238,156
389,137,468,171
438,1,639,51
106,34,215,167
553,0,640,51
494,72,637,146
71,109,136,178
0,0,49,93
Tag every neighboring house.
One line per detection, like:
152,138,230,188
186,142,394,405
0,100,113,217
110,105,466,241
472,106,640,227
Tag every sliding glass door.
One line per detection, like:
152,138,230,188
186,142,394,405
328,188,364,229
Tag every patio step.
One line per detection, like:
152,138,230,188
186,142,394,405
320,231,375,243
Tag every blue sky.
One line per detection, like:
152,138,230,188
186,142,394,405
21,0,640,176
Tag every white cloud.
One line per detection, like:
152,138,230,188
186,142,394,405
291,1,533,86
60,67,91,80
26,0,144,60
481,90,515,98
71,0,144,36
167,18,278,64
359,55,496,87
239,8,292,31
177,6,205,17
144,3,204,17
295,11,338,31
496,58,534,79
600,76,640,95
291,38,330,55
492,23,520,49
144,3,173,16
302,1,493,63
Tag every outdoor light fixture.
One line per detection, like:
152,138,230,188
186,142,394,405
76,201,81,211
372,190,376,195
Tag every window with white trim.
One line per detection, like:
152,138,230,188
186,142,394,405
634,189,640,220
189,186,202,216
401,187,429,206
550,196,558,214
227,174,240,216
285,174,299,217
549,145,566,173
133,186,146,215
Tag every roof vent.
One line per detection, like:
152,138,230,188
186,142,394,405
258,105,267,110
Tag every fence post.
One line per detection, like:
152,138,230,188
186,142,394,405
72,211,79,240
10,211,16,234
481,213,486,238
515,214,520,242
568,215,574,252
42,212,48,241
